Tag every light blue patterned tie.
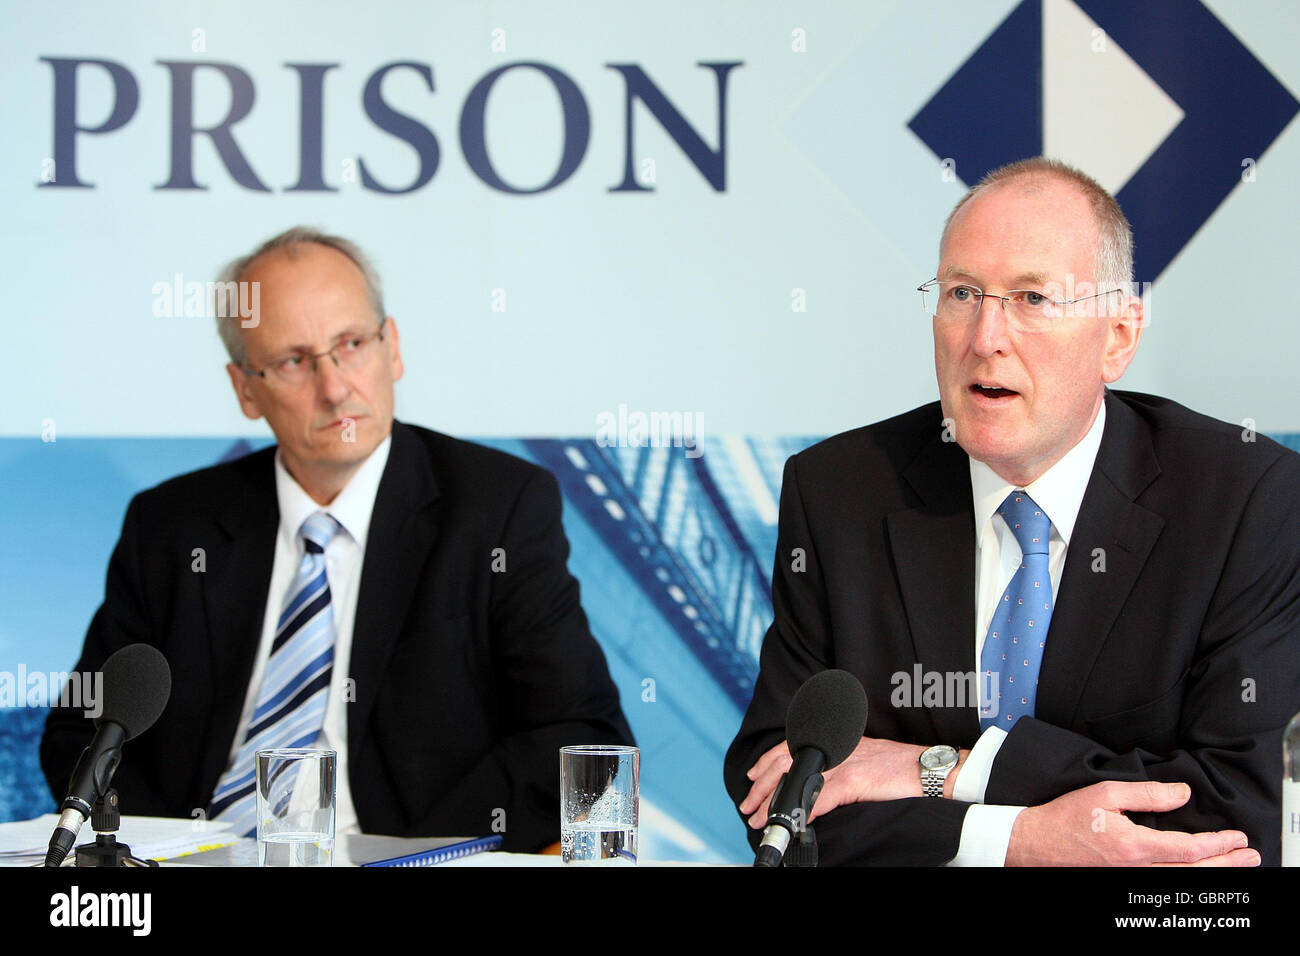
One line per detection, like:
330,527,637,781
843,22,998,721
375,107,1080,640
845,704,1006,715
209,512,340,835
978,491,1053,731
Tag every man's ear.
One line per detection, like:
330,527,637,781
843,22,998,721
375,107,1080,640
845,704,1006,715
385,316,405,383
1101,293,1143,384
226,362,266,421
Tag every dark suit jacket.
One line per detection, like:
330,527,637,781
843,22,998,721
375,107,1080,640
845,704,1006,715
724,389,1300,865
42,420,633,852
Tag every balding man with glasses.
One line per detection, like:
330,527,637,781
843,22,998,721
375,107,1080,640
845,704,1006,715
726,158,1299,866
42,227,634,852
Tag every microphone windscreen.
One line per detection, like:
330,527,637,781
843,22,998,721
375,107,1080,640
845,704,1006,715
96,644,173,739
785,669,868,769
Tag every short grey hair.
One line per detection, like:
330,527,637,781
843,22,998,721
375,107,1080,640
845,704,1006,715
215,226,386,366
940,157,1134,289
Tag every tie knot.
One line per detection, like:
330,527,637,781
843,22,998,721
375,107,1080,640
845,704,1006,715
998,491,1051,555
300,512,340,554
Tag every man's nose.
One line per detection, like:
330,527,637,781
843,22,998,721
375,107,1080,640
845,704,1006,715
313,353,353,403
971,294,1011,356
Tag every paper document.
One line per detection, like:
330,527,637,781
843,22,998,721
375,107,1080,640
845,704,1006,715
0,814,238,866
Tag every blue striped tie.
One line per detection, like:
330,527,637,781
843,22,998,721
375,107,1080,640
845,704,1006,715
978,491,1053,731
209,512,340,835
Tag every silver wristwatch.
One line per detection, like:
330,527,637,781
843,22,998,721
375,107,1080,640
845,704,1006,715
919,745,959,798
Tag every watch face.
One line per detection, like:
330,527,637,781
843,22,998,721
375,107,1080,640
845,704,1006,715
920,745,957,771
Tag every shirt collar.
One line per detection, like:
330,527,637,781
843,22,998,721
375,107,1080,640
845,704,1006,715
274,434,392,550
970,397,1106,547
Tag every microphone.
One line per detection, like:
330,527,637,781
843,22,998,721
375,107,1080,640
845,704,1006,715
754,669,868,867
44,644,172,867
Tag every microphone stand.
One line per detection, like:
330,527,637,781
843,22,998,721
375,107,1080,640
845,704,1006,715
75,789,158,868
784,824,818,867
754,759,824,867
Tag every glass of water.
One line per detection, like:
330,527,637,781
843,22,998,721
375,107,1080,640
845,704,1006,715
256,748,336,867
560,744,639,865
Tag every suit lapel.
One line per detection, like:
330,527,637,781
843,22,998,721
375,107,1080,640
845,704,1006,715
887,429,981,744
200,449,278,791
1036,390,1164,727
348,421,442,759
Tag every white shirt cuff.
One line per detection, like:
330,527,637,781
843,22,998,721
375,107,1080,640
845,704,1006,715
946,804,1026,866
952,726,1008,804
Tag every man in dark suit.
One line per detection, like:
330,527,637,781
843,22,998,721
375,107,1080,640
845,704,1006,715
726,158,1299,866
42,228,633,852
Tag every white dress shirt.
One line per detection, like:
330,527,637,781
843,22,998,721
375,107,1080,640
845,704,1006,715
220,435,392,836
946,399,1107,865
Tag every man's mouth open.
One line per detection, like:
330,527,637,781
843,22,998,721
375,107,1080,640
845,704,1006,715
969,383,1019,400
